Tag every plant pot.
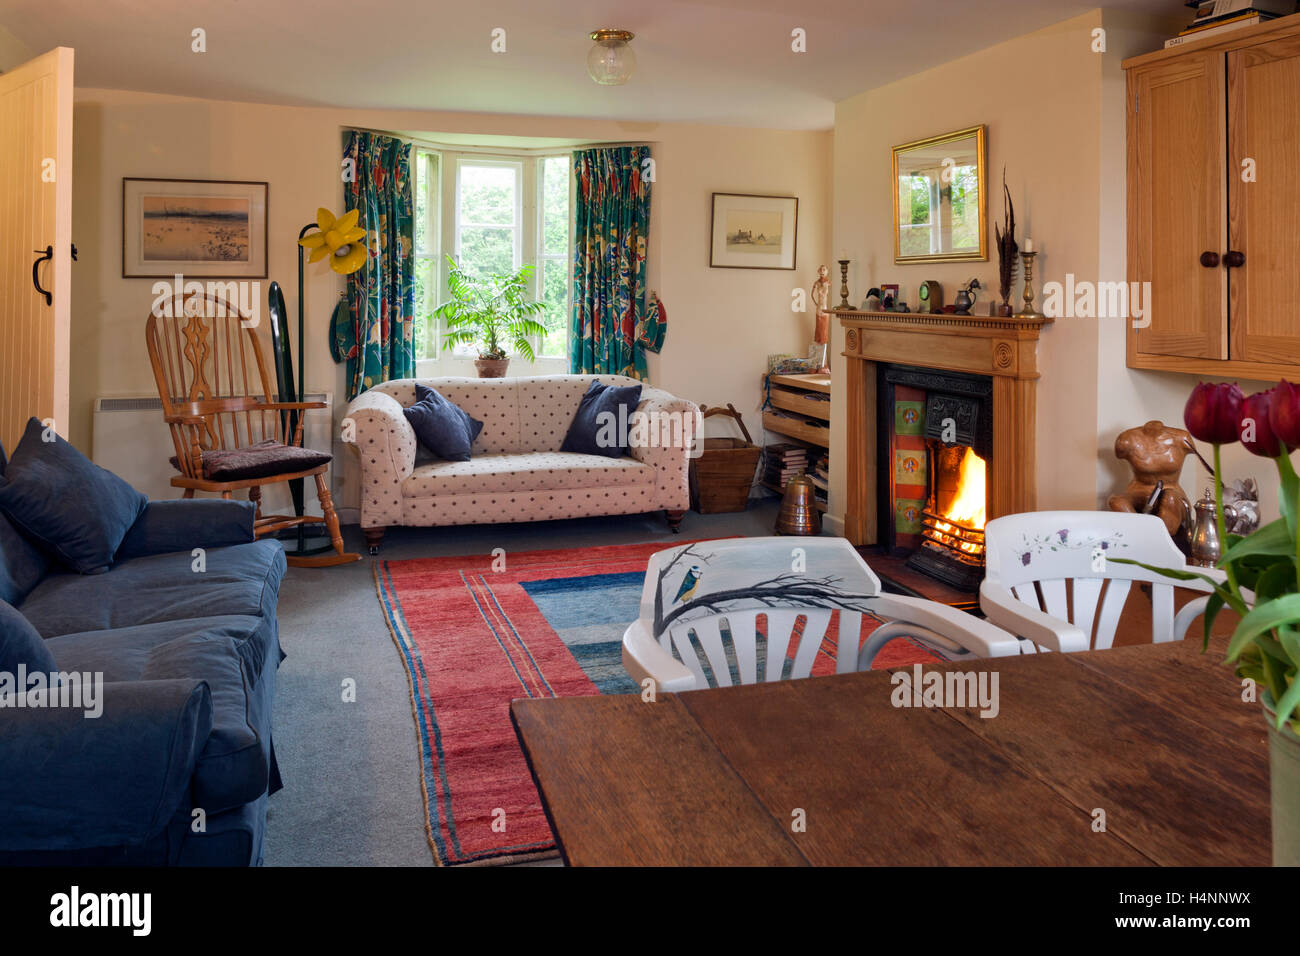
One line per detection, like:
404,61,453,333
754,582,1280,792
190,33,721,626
474,357,510,379
1264,692,1300,866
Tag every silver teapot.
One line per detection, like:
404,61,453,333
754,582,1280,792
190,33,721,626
1187,488,1237,568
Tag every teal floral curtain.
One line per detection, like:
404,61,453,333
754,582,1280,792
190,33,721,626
342,131,415,400
570,146,651,379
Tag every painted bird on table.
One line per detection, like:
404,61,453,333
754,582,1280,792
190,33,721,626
673,566,703,604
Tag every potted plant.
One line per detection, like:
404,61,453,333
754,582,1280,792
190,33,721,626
430,256,548,378
1118,380,1300,865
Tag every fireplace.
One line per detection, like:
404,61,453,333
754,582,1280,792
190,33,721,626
838,309,1048,563
878,364,993,590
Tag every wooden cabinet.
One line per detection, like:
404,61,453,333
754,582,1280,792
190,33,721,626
1125,17,1300,379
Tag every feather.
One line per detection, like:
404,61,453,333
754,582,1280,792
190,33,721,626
994,167,1019,308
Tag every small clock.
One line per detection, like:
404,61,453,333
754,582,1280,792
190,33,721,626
919,280,944,313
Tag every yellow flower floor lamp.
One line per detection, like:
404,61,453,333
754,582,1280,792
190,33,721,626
269,208,366,557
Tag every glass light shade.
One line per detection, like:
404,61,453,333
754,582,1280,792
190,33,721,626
587,37,635,85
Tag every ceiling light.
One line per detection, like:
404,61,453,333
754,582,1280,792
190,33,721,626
587,29,635,86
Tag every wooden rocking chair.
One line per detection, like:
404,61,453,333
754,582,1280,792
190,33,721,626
145,290,359,567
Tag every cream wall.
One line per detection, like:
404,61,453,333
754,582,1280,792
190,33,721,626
1095,10,1279,521
829,11,1107,534
825,8,1273,536
71,88,831,512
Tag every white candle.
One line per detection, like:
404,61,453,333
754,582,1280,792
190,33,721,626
1022,238,1035,253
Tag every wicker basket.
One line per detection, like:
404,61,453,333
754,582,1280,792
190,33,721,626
689,404,762,514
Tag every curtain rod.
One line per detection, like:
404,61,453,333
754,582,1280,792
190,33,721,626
341,125,653,155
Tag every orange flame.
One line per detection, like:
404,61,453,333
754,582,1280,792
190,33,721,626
942,447,987,529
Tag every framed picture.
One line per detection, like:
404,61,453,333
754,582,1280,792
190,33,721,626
880,283,900,305
122,178,268,278
709,193,797,270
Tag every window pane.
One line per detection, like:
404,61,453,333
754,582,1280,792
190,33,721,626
459,164,516,226
542,156,569,256
539,257,568,358
458,226,515,278
414,257,435,358
415,153,432,253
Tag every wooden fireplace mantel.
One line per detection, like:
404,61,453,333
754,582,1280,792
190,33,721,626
837,310,1052,546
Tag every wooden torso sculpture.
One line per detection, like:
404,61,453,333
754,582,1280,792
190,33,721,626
1107,420,1197,539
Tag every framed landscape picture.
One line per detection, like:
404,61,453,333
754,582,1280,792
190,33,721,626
709,192,797,270
123,178,268,278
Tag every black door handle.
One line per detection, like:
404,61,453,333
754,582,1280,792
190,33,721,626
32,246,52,306
1224,250,1245,268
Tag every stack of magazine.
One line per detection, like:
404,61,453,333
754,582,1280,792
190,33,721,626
1167,0,1296,47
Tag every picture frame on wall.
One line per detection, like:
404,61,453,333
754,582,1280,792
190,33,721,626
122,178,268,278
709,192,798,270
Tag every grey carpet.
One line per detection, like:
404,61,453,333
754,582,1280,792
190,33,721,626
264,502,781,866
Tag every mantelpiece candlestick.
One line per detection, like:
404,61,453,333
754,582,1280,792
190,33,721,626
833,259,852,311
1014,250,1044,319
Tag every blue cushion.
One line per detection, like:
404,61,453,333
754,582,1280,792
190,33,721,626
561,380,644,457
45,614,281,814
0,599,56,679
0,441,50,606
116,499,255,562
0,418,147,574
19,540,285,639
404,383,483,462
0,512,50,607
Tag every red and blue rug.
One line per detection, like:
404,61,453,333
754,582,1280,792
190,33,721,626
374,539,942,865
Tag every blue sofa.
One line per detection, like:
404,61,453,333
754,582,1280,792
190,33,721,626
0,475,286,865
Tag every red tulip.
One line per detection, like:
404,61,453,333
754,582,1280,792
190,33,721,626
1269,379,1300,452
1184,382,1244,445
1239,389,1283,457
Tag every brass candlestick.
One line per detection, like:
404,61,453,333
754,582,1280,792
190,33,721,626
1014,251,1044,319
833,259,852,310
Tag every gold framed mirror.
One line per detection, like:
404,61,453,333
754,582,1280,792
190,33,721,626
892,125,987,264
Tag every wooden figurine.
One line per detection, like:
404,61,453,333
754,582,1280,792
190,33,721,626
1106,420,1197,539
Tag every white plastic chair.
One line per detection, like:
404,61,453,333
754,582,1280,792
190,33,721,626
981,510,1220,653
622,536,1021,693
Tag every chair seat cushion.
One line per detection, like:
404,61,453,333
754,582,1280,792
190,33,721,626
0,417,148,574
402,451,655,497
19,540,286,639
170,439,331,482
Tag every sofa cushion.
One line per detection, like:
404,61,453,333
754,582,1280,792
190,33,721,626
44,614,277,687
561,380,644,458
19,540,285,639
0,418,148,575
402,451,655,497
170,439,331,481
45,615,278,814
0,599,56,679
370,378,522,455
404,384,484,462
0,512,50,608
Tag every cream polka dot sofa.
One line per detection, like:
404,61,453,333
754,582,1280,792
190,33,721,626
343,374,699,553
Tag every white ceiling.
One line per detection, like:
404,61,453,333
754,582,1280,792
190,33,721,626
0,0,1177,129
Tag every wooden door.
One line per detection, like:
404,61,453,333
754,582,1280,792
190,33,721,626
1228,35,1300,365
1128,52,1227,360
0,48,73,453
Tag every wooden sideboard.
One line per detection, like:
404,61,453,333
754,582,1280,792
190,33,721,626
1123,13,1300,380
838,310,1050,547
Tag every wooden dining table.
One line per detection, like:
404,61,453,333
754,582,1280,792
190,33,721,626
509,634,1271,866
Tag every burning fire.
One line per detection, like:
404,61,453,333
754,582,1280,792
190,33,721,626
942,447,987,528
926,447,987,557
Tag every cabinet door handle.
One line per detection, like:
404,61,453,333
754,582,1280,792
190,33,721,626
1200,251,1220,268
1223,250,1245,268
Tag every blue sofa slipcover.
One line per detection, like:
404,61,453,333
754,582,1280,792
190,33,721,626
0,461,287,866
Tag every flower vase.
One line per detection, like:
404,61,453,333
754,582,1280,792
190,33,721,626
1265,691,1300,866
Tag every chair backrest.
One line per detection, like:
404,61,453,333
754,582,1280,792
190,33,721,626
983,510,1205,649
145,290,282,477
639,537,881,688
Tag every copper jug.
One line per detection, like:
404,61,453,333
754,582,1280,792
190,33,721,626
776,475,821,535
